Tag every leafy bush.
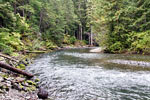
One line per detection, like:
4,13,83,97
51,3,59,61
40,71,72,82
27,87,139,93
107,41,123,53
69,36,77,44
130,31,150,53
0,43,14,54
0,30,24,54
63,34,77,45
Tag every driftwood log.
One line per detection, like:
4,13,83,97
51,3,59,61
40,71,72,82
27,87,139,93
0,62,33,78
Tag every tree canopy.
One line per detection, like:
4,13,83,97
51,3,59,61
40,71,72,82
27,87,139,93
1,0,150,54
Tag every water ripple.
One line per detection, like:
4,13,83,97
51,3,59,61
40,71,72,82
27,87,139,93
27,48,150,100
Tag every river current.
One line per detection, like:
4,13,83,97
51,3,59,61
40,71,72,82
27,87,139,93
27,48,150,100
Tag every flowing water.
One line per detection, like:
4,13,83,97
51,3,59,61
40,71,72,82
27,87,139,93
27,48,150,100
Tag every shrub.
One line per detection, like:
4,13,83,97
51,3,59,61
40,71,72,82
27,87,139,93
107,41,123,53
130,31,150,53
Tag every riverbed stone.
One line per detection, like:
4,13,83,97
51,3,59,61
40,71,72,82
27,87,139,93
25,96,31,99
0,89,4,93
11,82,22,91
5,77,12,81
0,76,3,82
1,68,8,73
16,77,25,83
6,81,11,87
22,82,29,87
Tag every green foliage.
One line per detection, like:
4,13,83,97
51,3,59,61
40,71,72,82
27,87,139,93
130,31,150,53
1,0,91,54
0,30,24,54
0,43,13,54
107,42,124,53
91,0,150,53
15,14,30,33
70,36,77,44
63,34,77,45
1,0,150,55
75,40,86,46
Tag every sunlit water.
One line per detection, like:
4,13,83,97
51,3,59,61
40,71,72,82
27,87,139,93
27,48,150,100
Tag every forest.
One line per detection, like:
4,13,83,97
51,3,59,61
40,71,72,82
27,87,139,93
1,0,150,99
1,0,150,55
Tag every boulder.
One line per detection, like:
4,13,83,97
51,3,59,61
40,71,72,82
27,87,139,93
37,88,48,99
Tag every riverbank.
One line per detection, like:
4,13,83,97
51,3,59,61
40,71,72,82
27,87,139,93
0,46,56,100
0,44,88,100
103,48,150,55
0,52,43,100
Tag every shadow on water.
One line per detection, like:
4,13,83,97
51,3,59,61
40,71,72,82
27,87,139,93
27,48,150,100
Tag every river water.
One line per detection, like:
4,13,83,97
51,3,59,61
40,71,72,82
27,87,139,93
27,48,150,100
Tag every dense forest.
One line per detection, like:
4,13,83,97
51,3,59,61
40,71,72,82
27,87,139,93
0,0,90,56
0,0,150,55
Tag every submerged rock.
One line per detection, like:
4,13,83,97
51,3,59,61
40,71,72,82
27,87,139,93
108,59,150,67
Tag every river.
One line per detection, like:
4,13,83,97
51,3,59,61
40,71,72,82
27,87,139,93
27,48,150,100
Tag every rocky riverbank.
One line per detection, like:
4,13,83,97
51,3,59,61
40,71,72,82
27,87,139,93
0,67,43,100
0,52,50,100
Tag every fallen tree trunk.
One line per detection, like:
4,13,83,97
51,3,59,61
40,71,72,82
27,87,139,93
24,50,46,53
0,62,33,78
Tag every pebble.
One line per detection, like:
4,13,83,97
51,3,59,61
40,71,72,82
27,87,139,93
25,96,31,99
5,77,12,81
0,76,3,82
6,81,11,87
23,82,29,87
0,89,4,93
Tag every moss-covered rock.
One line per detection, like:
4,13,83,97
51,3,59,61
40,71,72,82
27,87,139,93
26,80,36,86
35,78,40,83
27,86,36,91
16,64,25,70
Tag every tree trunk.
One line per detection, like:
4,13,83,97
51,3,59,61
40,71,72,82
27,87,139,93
0,62,33,78
22,2,25,17
14,2,17,14
89,32,91,45
80,25,82,41
90,25,93,46
78,25,81,40
39,10,43,32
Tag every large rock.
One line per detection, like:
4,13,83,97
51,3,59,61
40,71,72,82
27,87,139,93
37,88,48,99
